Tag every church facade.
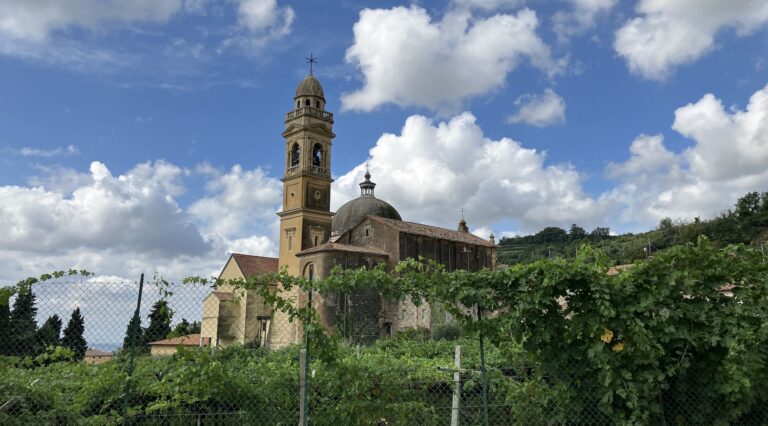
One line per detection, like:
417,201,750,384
201,72,496,348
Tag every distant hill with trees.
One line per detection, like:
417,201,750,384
498,191,768,265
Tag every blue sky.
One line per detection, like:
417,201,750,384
1,0,767,283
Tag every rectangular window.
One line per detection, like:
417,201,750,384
286,229,296,251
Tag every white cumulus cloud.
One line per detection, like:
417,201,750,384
342,6,562,112
614,0,768,80
17,144,78,157
189,163,281,239
507,88,566,127
0,0,182,41
604,83,768,227
553,0,617,41
332,112,601,233
222,0,294,53
0,160,281,284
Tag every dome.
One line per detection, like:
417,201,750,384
332,196,402,236
295,74,325,99
331,171,401,236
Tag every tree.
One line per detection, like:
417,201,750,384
8,289,37,356
35,314,63,354
167,318,200,339
144,300,173,345
122,314,145,353
735,191,761,217
533,227,568,243
62,308,87,361
0,301,9,356
589,226,611,239
569,224,587,240
168,318,190,339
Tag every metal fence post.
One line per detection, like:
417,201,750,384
122,273,144,426
478,306,489,426
301,267,314,426
299,349,306,425
451,345,461,426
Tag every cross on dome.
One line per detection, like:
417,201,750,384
306,53,318,75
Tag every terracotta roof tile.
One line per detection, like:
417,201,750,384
231,253,279,278
297,243,390,257
148,334,211,347
368,216,495,247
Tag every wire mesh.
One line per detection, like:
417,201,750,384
1,278,767,425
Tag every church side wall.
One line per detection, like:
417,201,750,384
348,218,401,270
299,250,388,340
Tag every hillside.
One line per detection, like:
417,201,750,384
498,191,768,265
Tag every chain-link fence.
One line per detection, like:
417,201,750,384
2,276,768,425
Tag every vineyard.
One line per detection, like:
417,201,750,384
1,238,767,424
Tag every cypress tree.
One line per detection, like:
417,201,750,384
8,289,37,356
122,314,145,353
35,314,63,354
0,301,10,355
143,300,172,345
62,308,87,361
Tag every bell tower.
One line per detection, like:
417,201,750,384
278,65,334,277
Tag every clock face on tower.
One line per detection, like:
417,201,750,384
306,185,328,209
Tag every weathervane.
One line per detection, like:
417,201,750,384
306,53,318,75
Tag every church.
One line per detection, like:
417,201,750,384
200,70,497,349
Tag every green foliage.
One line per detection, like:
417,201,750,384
0,300,10,356
5,245,768,423
0,336,520,424
421,239,767,423
166,318,201,339
61,308,87,361
35,315,62,355
8,289,37,356
143,300,172,345
430,322,461,341
0,270,92,359
498,191,768,266
230,239,767,422
122,314,145,353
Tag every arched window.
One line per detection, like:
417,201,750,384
296,101,300,109
303,263,315,280
290,143,300,167
305,99,310,106
315,101,320,108
312,144,323,166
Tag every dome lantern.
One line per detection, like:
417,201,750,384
331,170,401,237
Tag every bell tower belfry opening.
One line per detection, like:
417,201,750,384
278,60,334,277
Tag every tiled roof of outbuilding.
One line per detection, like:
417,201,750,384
148,334,211,347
